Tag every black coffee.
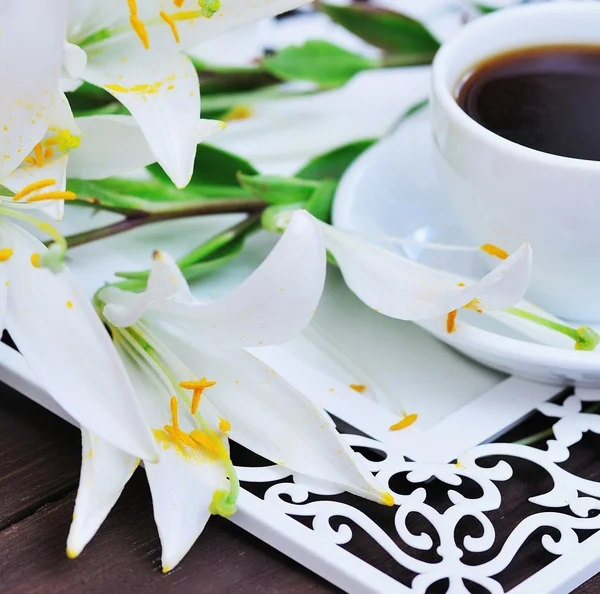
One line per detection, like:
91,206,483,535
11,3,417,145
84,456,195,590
457,45,600,161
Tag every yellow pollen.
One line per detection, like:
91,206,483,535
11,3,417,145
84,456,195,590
0,248,13,261
66,548,78,559
173,0,184,6
457,282,465,287
105,82,162,94
160,10,180,43
180,378,216,415
66,300,73,308
349,384,366,393
23,156,36,165
223,105,253,122
382,492,395,506
44,146,54,160
26,190,77,203
446,309,458,334
481,243,509,260
55,129,81,152
11,178,56,201
30,253,40,268
127,0,150,49
190,429,219,454
219,419,231,432
389,413,418,431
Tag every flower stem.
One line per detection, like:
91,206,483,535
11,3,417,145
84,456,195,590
505,307,600,351
514,402,600,445
63,198,267,249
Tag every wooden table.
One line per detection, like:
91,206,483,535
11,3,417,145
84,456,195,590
1,384,599,593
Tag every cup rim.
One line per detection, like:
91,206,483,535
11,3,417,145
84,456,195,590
431,1,600,172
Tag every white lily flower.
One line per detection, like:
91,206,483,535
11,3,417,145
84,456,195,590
64,0,313,188
317,219,532,323
0,0,159,462
67,210,392,571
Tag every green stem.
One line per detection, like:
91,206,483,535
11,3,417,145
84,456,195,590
514,402,600,446
505,307,579,341
62,198,267,249
505,307,600,351
178,212,261,269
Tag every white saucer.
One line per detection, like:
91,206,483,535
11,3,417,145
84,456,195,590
332,107,600,387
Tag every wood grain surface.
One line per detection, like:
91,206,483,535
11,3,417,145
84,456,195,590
0,384,598,594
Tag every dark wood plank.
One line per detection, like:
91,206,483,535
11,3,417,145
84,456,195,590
0,387,80,530
0,471,337,594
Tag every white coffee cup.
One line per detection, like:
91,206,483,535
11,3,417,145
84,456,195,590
431,2,600,321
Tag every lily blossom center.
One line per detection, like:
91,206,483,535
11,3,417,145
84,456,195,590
23,129,80,168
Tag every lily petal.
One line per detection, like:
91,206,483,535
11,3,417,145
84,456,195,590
0,0,67,177
102,210,326,348
156,332,389,505
320,222,532,320
2,93,80,221
3,219,158,461
68,115,222,180
67,429,139,558
83,51,204,188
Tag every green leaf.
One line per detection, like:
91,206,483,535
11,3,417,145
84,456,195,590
318,2,440,65
147,143,258,191
238,174,319,205
471,3,498,14
304,179,338,223
296,139,377,181
263,40,377,88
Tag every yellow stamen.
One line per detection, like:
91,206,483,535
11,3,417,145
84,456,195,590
173,0,184,6
44,146,54,160
30,253,40,268
0,248,13,261
127,0,150,49
389,413,418,431
446,309,458,334
34,142,43,165
160,10,180,43
170,10,202,21
481,243,508,260
180,378,216,415
219,419,231,432
190,429,219,454
349,384,366,393
382,492,395,506
463,298,483,314
169,395,179,429
457,282,465,287
164,425,198,449
26,190,76,203
11,178,56,201
23,156,36,165
66,300,73,308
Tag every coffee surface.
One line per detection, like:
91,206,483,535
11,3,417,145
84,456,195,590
457,45,600,161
